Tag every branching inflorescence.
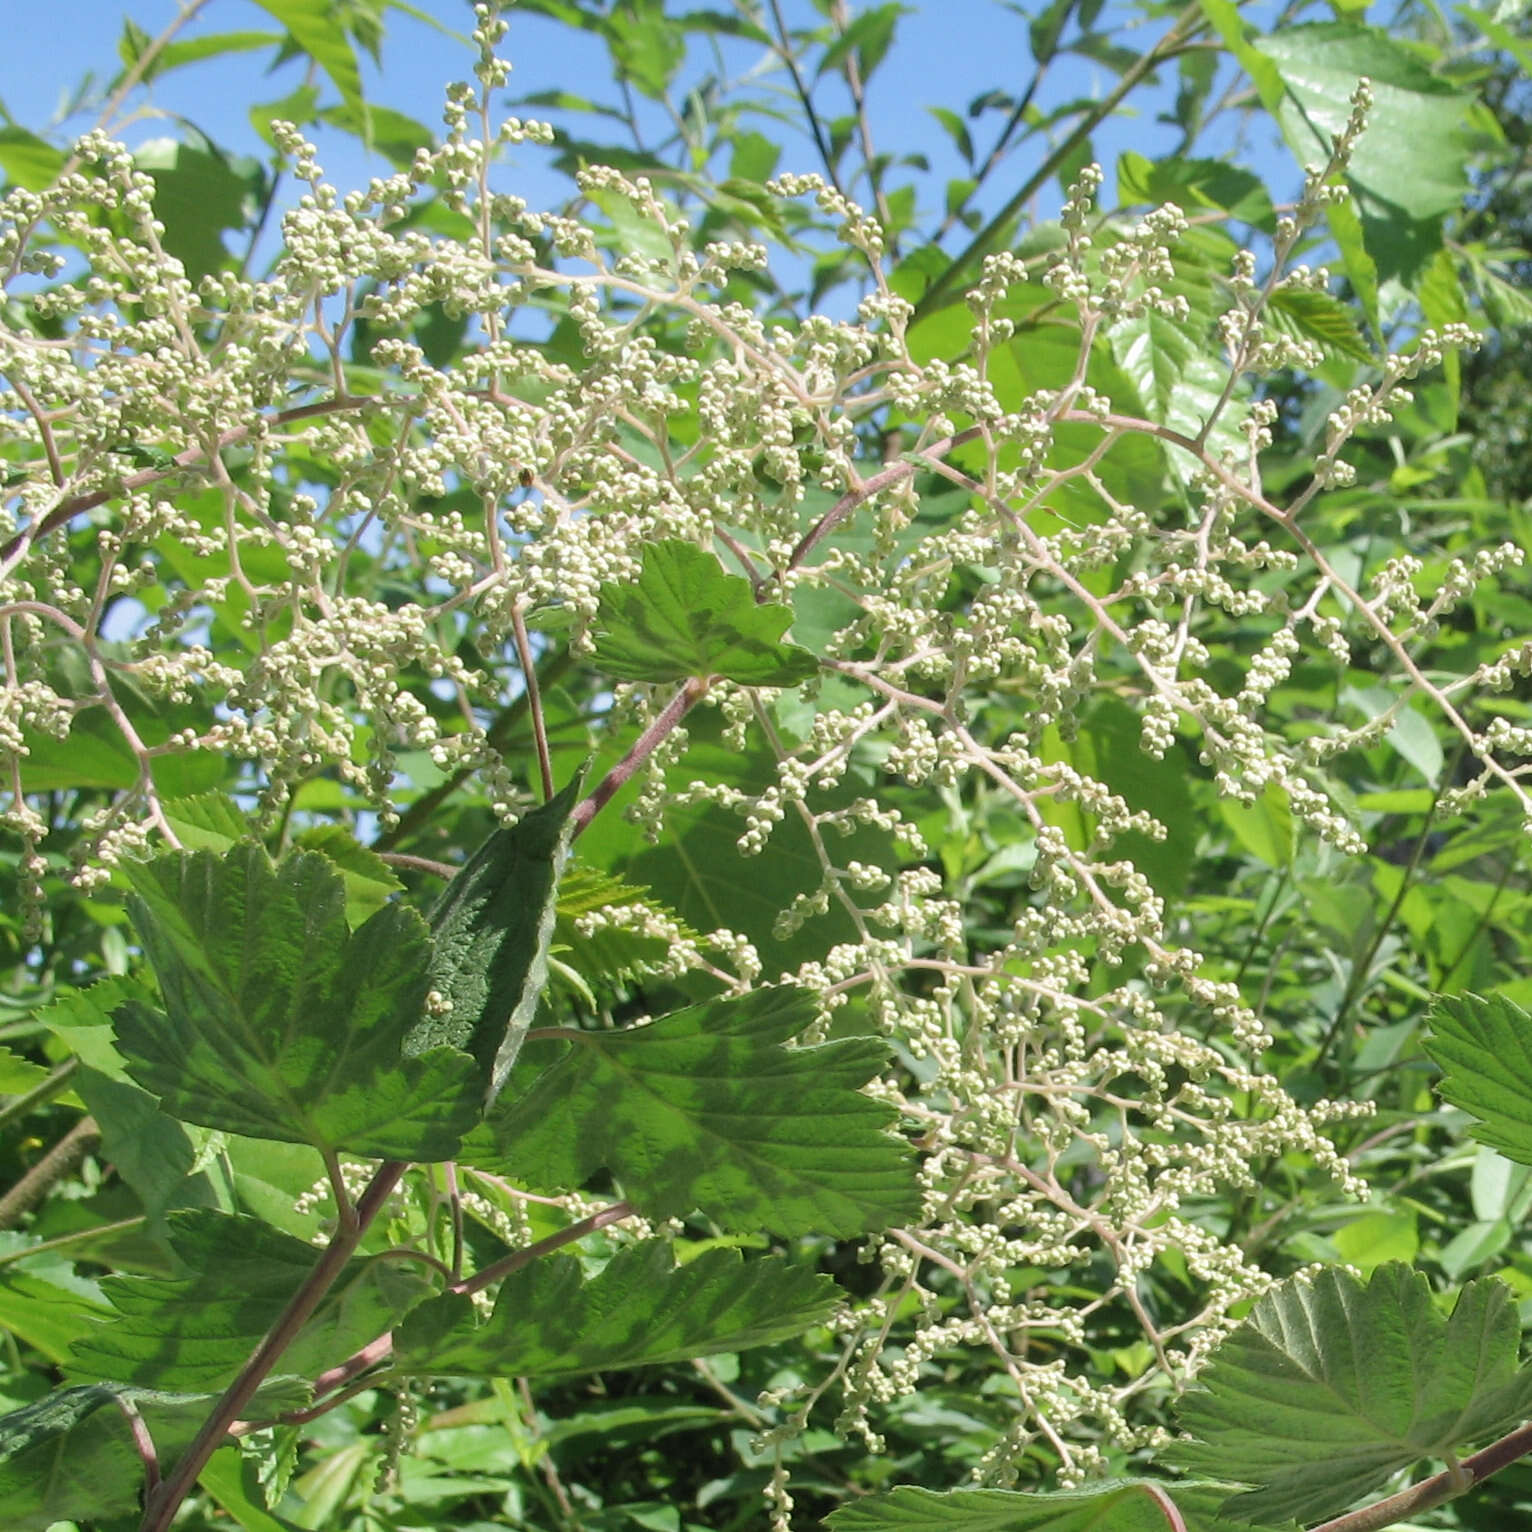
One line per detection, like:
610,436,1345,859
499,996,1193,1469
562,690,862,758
1,6,1522,1487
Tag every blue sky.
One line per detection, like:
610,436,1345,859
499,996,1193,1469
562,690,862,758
4,0,1303,245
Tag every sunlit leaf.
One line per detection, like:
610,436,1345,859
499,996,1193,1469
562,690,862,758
1171,1262,1532,1523
590,540,818,687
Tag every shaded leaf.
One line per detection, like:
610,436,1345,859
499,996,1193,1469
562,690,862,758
114,843,479,1160
467,986,917,1236
0,1379,307,1532
394,1242,837,1380
824,1481,1285,1532
133,139,263,283
590,540,818,686
1170,1262,1532,1524
68,1210,434,1393
406,778,579,1107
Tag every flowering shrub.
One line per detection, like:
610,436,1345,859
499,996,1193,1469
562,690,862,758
3,4,1532,1530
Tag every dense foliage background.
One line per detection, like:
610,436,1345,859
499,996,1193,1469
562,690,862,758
4,1,1532,1529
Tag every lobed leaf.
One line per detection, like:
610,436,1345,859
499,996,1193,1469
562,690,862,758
393,1242,837,1380
1426,991,1532,1163
67,1210,436,1393
590,539,818,687
114,843,479,1160
824,1481,1293,1532
0,1378,307,1532
465,986,918,1236
1170,1262,1532,1523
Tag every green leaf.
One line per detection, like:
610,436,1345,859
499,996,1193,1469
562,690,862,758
0,1379,307,1532
1219,783,1293,869
113,843,479,1160
1266,286,1373,365
133,139,264,283
818,3,908,83
161,791,251,852
467,986,917,1236
604,0,684,99
67,1210,434,1393
1116,149,1274,226
73,1067,200,1222
1426,991,1532,1163
553,864,697,990
1255,25,1476,225
590,540,818,686
115,29,281,86
823,1481,1280,1532
0,127,65,190
1170,1262,1532,1524
197,1446,309,1532
406,778,579,1107
0,1268,115,1367
393,1242,838,1380
1106,308,1248,491
317,101,433,170
251,0,366,114
292,824,403,924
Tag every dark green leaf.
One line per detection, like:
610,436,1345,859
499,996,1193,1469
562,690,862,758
0,1379,307,1532
824,1481,1284,1532
1170,1263,1532,1524
468,986,917,1236
72,1068,201,1223
67,1210,434,1392
133,139,264,283
114,843,479,1159
393,1242,837,1380
407,778,580,1106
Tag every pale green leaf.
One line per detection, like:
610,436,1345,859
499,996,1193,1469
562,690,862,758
251,0,365,113
1257,23,1476,220
590,540,818,686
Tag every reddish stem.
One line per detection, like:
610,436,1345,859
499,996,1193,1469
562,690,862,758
138,1160,408,1532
